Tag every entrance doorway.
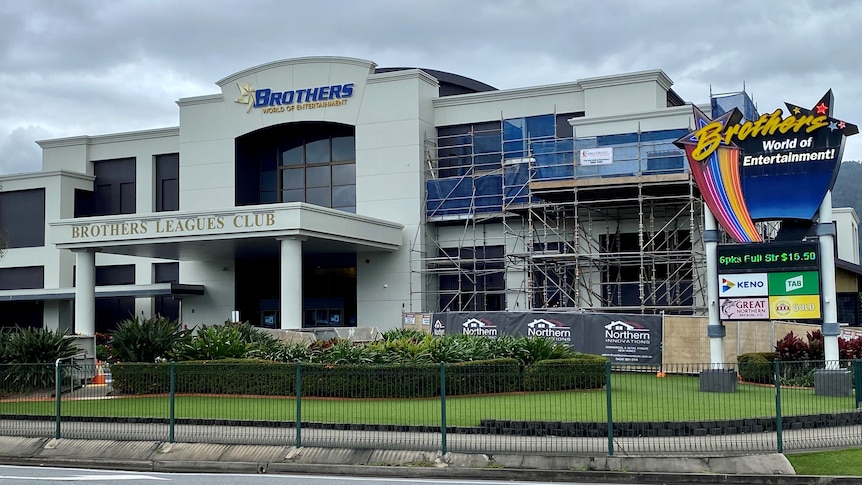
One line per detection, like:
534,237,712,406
235,253,357,328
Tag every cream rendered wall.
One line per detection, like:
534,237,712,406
178,260,235,327
175,58,380,325
177,57,377,211
433,83,586,127
833,207,859,264
355,69,436,330
0,171,94,330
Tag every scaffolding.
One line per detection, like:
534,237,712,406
414,113,714,316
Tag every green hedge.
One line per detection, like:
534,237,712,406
524,355,608,391
444,358,521,395
112,356,606,397
737,352,776,384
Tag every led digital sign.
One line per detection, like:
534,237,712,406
717,241,819,273
717,241,821,321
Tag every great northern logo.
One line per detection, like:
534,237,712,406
604,320,650,343
461,318,497,337
526,318,571,342
235,82,354,113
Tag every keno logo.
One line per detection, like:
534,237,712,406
604,320,650,344
462,318,497,337
526,318,571,342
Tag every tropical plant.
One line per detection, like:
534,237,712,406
315,338,376,364
0,327,80,392
175,324,250,361
248,339,315,362
4,327,80,363
109,315,190,363
516,336,577,365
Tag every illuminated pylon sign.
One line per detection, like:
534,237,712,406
674,91,858,243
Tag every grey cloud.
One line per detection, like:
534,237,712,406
1,0,860,175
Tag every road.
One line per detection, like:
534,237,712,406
0,465,722,485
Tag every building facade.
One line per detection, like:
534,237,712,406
1,56,856,335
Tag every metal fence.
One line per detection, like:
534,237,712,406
0,360,860,456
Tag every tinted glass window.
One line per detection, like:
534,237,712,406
0,189,45,248
0,266,44,290
155,153,179,212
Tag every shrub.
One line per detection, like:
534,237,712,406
444,358,521,395
0,328,80,392
247,339,314,363
4,327,80,364
775,331,809,361
110,316,191,363
523,354,608,391
517,336,577,366
301,362,439,398
737,352,776,384
175,324,250,361
314,338,377,364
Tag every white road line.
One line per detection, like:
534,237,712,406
0,474,170,481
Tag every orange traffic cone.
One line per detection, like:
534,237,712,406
92,360,106,385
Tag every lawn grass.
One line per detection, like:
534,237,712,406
0,373,855,427
787,448,862,476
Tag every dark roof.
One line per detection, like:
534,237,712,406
836,258,862,277
374,67,497,96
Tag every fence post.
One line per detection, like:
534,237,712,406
440,363,447,456
774,360,783,453
605,361,613,456
168,362,176,443
854,360,862,408
295,362,302,448
54,362,62,439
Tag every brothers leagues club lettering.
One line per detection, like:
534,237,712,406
71,213,276,239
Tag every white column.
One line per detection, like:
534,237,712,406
279,237,304,330
818,191,840,369
73,249,97,336
704,208,725,368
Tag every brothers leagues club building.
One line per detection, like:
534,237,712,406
1,56,860,339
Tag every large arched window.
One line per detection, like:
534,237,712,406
236,122,356,212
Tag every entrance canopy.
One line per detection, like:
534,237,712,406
49,202,403,259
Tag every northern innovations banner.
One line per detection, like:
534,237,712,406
432,311,662,365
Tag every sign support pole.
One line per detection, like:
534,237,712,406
817,190,840,368
704,207,725,369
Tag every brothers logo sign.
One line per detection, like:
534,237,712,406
674,91,858,243
235,82,354,114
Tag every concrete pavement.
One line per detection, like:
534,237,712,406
0,434,858,484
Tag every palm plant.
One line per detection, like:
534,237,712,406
109,316,190,363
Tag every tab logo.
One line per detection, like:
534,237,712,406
786,275,804,292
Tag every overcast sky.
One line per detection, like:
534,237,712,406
1,0,860,175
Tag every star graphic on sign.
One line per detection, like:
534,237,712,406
828,121,839,131
792,106,801,115
235,82,256,113
839,121,847,129
814,102,829,115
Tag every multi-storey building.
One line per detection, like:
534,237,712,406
0,57,857,335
